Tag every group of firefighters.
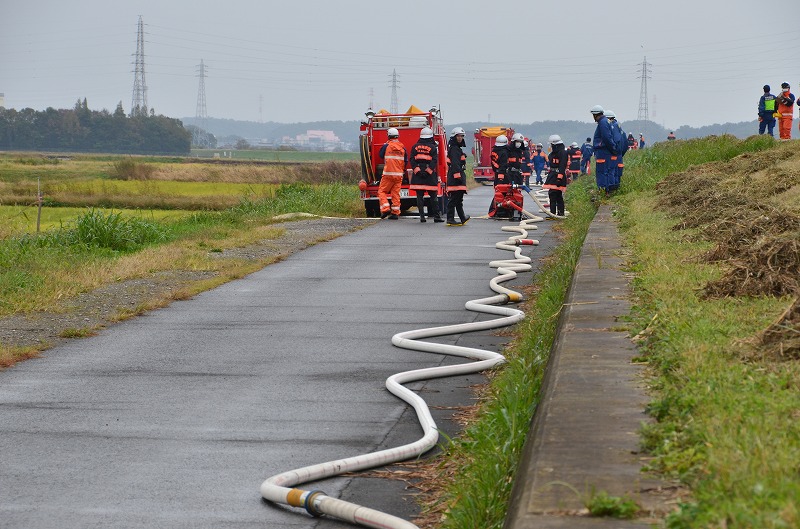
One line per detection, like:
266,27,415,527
376,105,648,223
758,82,797,140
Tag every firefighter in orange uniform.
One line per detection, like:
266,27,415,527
377,127,407,219
410,127,443,223
491,135,510,185
777,82,795,140
566,142,582,180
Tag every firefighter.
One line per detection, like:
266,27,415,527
532,143,547,185
446,127,470,226
491,135,509,186
627,132,637,150
566,142,582,181
377,127,407,219
410,127,443,223
521,139,533,187
590,105,617,194
506,132,526,186
777,82,795,140
758,84,777,137
579,137,593,175
543,134,567,216
604,110,624,192
638,134,646,149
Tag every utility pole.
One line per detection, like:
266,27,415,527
389,69,399,114
368,87,374,111
131,15,148,117
637,56,651,139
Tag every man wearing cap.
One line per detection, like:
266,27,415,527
758,85,777,137
777,82,795,140
590,105,617,194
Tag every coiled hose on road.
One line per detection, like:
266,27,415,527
261,215,543,529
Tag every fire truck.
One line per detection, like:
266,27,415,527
472,126,514,185
358,106,448,217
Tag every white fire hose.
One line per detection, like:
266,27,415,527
260,216,543,528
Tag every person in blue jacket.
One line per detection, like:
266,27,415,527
758,84,777,137
590,105,617,194
531,143,547,185
580,137,593,175
605,110,629,192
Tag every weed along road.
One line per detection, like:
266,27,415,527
0,185,556,529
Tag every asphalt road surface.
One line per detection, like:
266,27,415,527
0,185,555,529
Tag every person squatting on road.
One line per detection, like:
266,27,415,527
410,127,444,223
532,142,548,184
566,141,582,181
758,84,778,137
377,127,407,219
543,134,567,216
777,82,795,140
491,134,510,186
506,132,526,187
590,105,617,195
579,138,593,176
445,127,470,226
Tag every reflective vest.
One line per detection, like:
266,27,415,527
382,139,406,178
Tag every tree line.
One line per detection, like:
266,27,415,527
0,99,191,155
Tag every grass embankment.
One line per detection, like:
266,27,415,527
425,135,799,529
616,136,800,528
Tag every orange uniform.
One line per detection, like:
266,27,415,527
777,85,795,140
378,138,407,217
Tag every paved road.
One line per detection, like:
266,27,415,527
0,186,555,529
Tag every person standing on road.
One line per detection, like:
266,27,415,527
446,127,470,226
591,105,617,195
543,134,567,216
758,84,778,137
579,137,593,175
377,127,407,219
506,132,526,186
566,141,582,181
777,82,795,140
491,134,510,186
532,143,547,185
410,127,444,223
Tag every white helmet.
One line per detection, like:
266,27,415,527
571,142,579,148
548,134,563,145
387,127,399,138
536,143,543,148
590,105,604,115
605,110,616,119
495,135,508,146
419,127,433,139
451,126,466,137
511,132,524,142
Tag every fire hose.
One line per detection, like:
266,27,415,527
260,218,541,528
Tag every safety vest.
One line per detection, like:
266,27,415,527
763,95,776,112
383,139,406,178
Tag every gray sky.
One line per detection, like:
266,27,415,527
2,0,798,129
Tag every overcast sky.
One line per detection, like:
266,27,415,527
2,0,798,130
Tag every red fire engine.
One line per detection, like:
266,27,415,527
472,126,514,185
358,106,448,217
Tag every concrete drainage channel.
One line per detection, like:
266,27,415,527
260,215,545,528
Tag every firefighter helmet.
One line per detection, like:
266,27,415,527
590,105,604,115
495,135,508,146
387,128,399,138
571,142,578,148
511,132,524,142
605,110,616,119
451,126,466,137
419,127,433,139
548,134,563,145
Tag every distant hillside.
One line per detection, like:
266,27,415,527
184,116,761,151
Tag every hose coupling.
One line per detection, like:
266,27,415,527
303,489,327,517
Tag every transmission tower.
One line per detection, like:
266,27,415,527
637,56,651,122
131,15,148,117
195,59,208,122
368,87,374,111
389,69,399,114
